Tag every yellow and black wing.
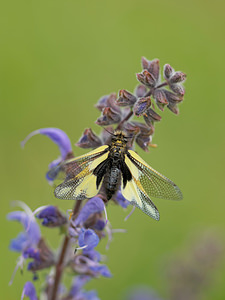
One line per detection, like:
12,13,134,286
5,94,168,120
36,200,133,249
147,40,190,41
49,145,109,200
121,173,160,220
121,150,182,220
127,150,183,200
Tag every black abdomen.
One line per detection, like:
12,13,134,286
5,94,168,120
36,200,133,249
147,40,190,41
104,164,121,200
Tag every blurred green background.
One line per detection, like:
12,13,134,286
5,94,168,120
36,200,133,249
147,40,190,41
1,0,225,299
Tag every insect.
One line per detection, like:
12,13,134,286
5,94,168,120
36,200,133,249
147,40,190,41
49,130,182,220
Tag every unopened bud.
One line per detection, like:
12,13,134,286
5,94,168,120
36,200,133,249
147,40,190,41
154,89,168,111
143,108,161,127
170,84,185,96
135,84,147,98
76,128,102,149
116,89,137,107
163,64,174,80
136,70,156,88
170,72,186,84
96,107,121,126
133,97,151,116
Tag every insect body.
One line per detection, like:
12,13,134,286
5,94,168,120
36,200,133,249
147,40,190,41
50,131,182,220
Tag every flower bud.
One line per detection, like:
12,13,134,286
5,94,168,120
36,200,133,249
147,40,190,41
167,102,179,115
141,57,160,82
153,89,168,111
170,72,186,84
170,84,185,96
96,107,121,126
116,89,137,107
133,97,151,116
136,70,156,88
143,108,161,127
36,206,67,228
134,84,147,98
163,64,174,80
136,134,152,152
141,56,150,70
76,128,102,149
132,121,154,136
123,122,140,136
164,90,183,114
95,93,119,113
164,90,183,103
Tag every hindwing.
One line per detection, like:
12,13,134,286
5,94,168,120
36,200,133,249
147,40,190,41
126,150,183,200
121,150,182,220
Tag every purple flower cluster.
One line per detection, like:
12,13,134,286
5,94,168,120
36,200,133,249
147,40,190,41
8,57,186,299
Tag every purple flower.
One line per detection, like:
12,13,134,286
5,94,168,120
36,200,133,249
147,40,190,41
89,265,111,278
64,276,100,300
68,275,91,297
72,255,112,278
7,203,41,252
21,282,38,300
74,197,105,226
21,128,73,182
23,247,41,261
114,191,130,208
36,205,67,227
78,229,99,252
83,249,101,262
26,239,55,272
93,219,106,231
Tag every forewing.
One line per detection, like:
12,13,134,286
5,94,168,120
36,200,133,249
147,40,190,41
52,145,109,200
126,150,183,200
121,175,160,220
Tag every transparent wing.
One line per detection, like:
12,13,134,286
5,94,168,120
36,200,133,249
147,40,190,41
51,145,109,200
126,150,183,200
121,175,160,220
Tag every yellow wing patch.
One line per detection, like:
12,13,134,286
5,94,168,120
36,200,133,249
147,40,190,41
121,175,160,220
54,145,109,200
127,150,183,200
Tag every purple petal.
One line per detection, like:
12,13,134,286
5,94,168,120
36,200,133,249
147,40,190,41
115,191,130,208
48,157,62,170
7,211,29,228
75,197,105,226
83,249,101,262
21,128,72,160
78,229,99,251
36,206,67,227
7,211,41,247
22,282,38,300
26,221,41,245
23,248,40,261
93,219,106,231
36,206,58,218
9,232,28,252
69,275,91,296
89,265,112,278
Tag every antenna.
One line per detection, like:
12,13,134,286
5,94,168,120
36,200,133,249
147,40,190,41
101,126,115,136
